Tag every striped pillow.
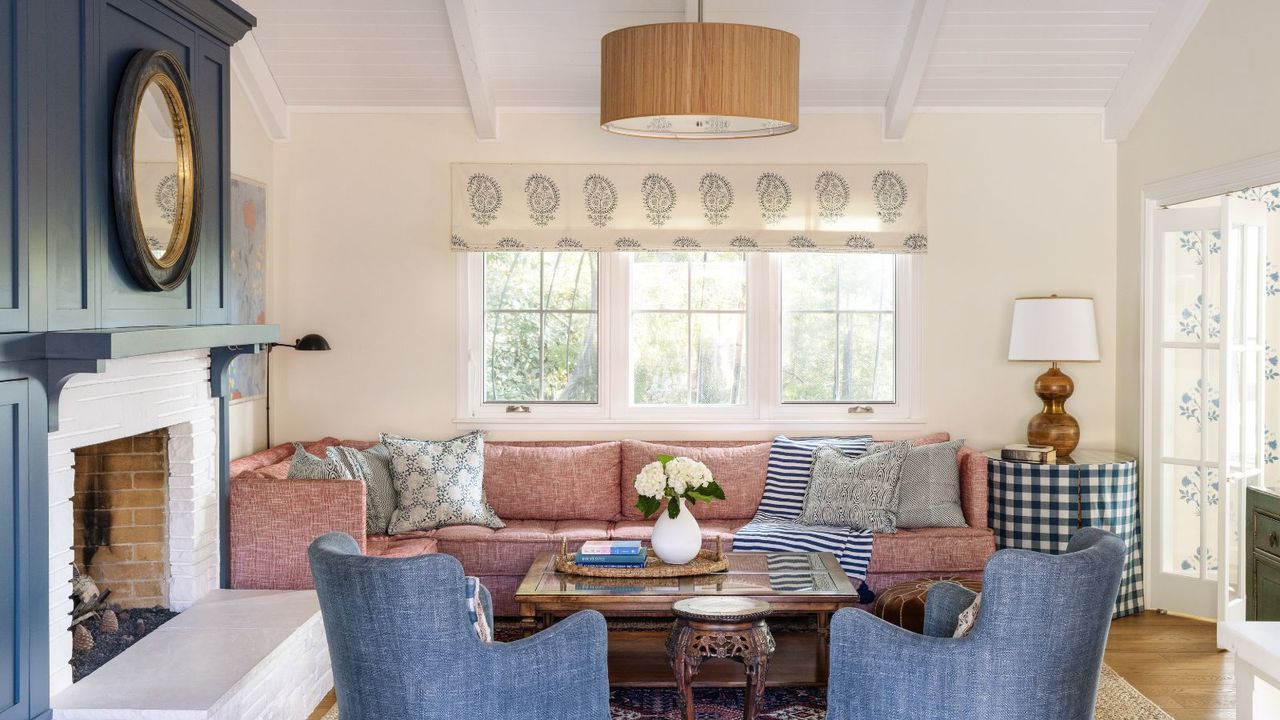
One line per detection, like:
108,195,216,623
758,435,874,519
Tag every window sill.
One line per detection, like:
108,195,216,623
453,416,928,436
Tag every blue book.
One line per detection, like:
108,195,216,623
575,552,646,566
574,560,648,569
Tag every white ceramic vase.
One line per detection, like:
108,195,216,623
651,498,701,565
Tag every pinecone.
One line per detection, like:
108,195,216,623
134,619,146,637
72,624,94,653
99,609,119,634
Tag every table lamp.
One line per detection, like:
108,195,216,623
1007,296,1099,457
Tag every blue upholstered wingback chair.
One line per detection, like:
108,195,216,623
827,527,1126,720
308,533,611,720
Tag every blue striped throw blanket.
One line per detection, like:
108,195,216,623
733,435,877,603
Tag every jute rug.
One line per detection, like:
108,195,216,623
321,662,1170,719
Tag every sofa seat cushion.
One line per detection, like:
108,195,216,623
483,442,622,521
610,519,746,544
868,527,995,573
366,533,439,558
620,441,771,520
431,520,611,576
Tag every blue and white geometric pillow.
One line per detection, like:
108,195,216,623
382,431,505,534
757,435,874,519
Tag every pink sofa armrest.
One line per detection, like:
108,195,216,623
229,475,367,590
957,447,988,529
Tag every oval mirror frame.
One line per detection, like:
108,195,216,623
111,49,203,292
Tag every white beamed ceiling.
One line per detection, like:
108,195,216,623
238,0,1200,138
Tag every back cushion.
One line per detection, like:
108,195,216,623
620,440,771,520
484,442,622,521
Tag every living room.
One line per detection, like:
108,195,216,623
2,0,1278,719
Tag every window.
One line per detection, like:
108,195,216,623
630,252,748,405
482,252,598,403
461,251,919,426
780,254,895,403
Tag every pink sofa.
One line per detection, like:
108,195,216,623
229,434,995,616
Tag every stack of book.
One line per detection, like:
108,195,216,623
1001,443,1057,464
575,540,646,568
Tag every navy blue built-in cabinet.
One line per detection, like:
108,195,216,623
0,2,253,718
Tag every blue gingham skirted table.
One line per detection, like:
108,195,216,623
985,450,1144,619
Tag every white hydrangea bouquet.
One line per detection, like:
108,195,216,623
633,455,726,519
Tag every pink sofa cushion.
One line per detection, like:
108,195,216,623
610,519,746,545
619,440,771,520
483,442,622,521
366,533,439,558
430,519,611,575
911,432,951,446
867,526,995,573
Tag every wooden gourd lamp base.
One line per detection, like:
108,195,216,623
1027,362,1080,458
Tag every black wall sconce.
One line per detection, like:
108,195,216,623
266,333,331,446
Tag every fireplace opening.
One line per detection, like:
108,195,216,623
68,429,179,682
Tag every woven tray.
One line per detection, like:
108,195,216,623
554,538,729,578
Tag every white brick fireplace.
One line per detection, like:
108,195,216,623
46,349,220,695
44,347,333,719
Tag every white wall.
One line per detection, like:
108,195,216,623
1116,0,1280,455
267,111,1117,451
227,75,276,458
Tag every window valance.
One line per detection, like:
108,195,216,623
450,163,927,254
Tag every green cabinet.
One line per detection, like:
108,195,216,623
1247,487,1280,621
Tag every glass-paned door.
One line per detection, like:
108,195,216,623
1148,197,1267,621
1218,198,1268,622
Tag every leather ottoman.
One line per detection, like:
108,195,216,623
872,576,983,634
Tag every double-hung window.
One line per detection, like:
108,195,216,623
460,250,919,427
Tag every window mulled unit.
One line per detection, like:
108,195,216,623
457,252,923,429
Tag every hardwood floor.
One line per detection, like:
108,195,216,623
307,611,1235,719
1105,611,1234,720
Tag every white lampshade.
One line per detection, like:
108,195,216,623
1008,297,1100,362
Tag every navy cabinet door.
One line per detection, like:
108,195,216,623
0,1,29,332
0,380,30,720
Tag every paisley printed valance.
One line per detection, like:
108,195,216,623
450,163,927,254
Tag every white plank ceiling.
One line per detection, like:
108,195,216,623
235,0,1206,140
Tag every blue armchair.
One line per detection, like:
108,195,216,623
827,527,1126,720
308,533,611,720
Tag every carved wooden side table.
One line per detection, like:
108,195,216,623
665,597,776,720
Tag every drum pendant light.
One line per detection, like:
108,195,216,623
600,0,799,139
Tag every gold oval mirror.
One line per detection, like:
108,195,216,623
112,50,203,291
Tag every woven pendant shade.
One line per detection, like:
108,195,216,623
600,22,799,139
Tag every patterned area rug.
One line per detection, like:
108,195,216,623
321,663,1170,719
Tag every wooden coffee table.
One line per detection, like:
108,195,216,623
514,551,858,686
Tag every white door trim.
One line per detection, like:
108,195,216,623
1140,150,1280,614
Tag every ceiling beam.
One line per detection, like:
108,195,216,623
230,31,290,142
1103,0,1210,142
883,0,946,141
444,0,498,140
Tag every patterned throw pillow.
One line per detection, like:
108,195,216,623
466,576,493,642
382,431,504,535
326,446,398,536
758,436,874,519
286,443,336,479
796,441,911,532
359,445,398,536
285,443,399,536
889,439,969,529
953,592,982,637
